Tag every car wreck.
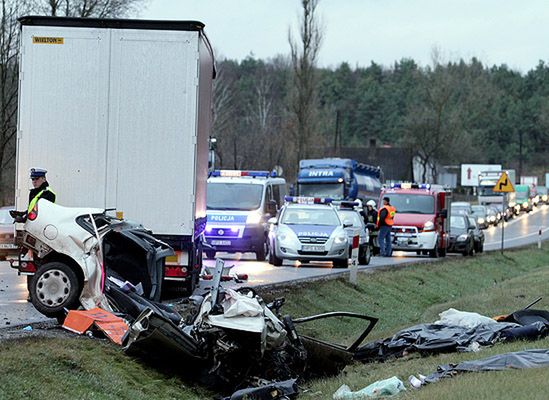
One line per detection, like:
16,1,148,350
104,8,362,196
15,200,379,394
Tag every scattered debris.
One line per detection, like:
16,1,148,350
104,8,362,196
62,308,128,345
223,379,299,400
22,325,33,332
409,349,549,388
333,376,406,399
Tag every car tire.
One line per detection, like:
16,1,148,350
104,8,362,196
255,239,268,261
269,249,283,267
429,245,439,258
359,245,371,265
30,261,81,320
469,242,475,256
333,258,348,268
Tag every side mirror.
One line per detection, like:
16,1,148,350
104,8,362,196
268,217,278,225
439,209,448,218
266,199,277,215
343,219,353,228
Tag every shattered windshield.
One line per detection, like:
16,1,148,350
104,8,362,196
282,207,340,226
207,182,264,211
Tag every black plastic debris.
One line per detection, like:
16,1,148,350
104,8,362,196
223,379,299,400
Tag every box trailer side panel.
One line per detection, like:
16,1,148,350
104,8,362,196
193,34,215,235
16,26,111,212
106,29,199,235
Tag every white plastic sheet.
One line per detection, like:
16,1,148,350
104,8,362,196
435,308,498,329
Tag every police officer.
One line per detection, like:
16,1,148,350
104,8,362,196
377,196,396,257
27,168,56,212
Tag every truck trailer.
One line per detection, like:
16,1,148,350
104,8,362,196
15,16,215,294
297,158,382,203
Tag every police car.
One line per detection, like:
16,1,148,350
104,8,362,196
205,170,286,260
268,196,350,268
337,201,371,265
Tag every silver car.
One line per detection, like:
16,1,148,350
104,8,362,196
268,201,350,268
337,207,371,265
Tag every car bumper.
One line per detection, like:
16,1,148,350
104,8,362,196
274,242,349,261
448,239,469,252
391,231,438,251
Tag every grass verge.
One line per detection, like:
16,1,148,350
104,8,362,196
0,244,547,399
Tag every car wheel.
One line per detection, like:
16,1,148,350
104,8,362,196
269,249,283,267
31,261,81,320
469,241,475,256
255,238,268,261
333,258,348,268
429,245,439,258
205,250,216,260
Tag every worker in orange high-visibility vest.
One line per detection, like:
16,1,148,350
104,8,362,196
377,196,396,257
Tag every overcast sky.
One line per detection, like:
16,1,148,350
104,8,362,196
142,0,549,72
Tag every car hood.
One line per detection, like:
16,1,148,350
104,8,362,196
285,224,337,238
393,214,434,228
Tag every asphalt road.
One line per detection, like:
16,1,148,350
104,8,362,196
1,204,548,328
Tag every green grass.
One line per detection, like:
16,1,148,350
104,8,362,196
0,245,547,399
0,337,211,400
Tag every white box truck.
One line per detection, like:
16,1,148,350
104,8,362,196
15,16,215,293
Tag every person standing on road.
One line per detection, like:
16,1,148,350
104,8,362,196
377,197,396,257
364,200,378,224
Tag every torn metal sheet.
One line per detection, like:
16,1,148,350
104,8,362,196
223,379,299,400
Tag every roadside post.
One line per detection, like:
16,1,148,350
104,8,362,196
539,227,543,249
349,234,360,284
493,171,515,254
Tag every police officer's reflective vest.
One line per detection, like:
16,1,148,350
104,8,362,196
28,188,56,213
377,205,396,227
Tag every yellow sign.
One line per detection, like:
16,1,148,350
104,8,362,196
32,36,64,45
493,171,515,193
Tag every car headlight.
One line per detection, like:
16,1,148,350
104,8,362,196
457,234,468,241
478,218,485,224
509,202,516,207
543,195,548,202
334,235,348,244
423,221,435,232
246,211,262,224
522,202,528,209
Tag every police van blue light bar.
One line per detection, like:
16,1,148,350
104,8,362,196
390,183,431,189
211,170,270,177
339,201,360,209
284,196,333,204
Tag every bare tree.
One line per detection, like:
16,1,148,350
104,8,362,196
39,0,147,18
288,0,323,166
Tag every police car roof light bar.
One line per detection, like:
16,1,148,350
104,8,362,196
211,170,270,178
389,182,431,190
284,196,333,204
339,201,360,209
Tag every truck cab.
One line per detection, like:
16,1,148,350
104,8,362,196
205,170,286,260
380,183,451,257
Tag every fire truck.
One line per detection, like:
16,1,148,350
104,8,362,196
378,183,452,257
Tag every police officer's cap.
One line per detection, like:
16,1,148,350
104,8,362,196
30,168,47,178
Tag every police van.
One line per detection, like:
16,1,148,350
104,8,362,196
205,170,286,260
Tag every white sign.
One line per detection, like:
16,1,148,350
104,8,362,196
460,164,501,186
520,176,538,186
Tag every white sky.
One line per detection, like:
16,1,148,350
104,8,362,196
142,0,549,71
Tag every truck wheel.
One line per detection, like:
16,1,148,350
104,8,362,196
205,250,216,260
31,262,81,320
255,239,268,261
359,245,371,265
333,258,348,268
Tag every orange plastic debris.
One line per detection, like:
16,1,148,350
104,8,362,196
63,308,128,345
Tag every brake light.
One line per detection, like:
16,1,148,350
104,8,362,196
164,266,188,278
28,205,38,221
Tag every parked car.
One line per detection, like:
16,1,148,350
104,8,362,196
337,202,371,265
467,216,485,253
471,205,489,229
448,214,475,256
451,201,473,216
0,206,17,260
268,197,350,268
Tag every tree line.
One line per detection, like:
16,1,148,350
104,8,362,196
213,54,549,182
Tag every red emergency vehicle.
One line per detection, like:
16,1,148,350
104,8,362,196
378,183,452,257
